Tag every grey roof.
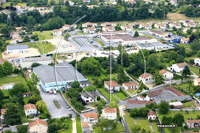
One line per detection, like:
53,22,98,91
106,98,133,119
21,56,53,62
33,62,87,84
82,127,90,133
7,45,28,50
80,91,98,97
127,103,146,109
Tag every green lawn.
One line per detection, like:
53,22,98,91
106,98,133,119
24,97,31,104
0,52,2,59
33,31,53,40
115,92,127,100
76,117,82,133
151,122,159,133
2,90,9,97
98,88,119,102
124,112,136,133
58,119,73,133
189,65,200,77
136,119,152,133
182,101,196,108
0,74,26,86
127,90,136,95
93,123,125,133
3,2,27,7
93,39,105,46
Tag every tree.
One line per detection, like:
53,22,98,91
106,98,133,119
3,61,13,75
71,81,80,88
117,65,127,84
36,100,47,113
178,47,186,57
17,125,28,133
84,85,96,91
182,65,191,78
153,71,164,85
159,100,169,114
5,130,12,133
117,52,130,67
48,124,58,133
31,62,41,68
64,33,71,41
9,83,26,96
109,101,117,108
0,89,4,108
4,103,22,125
31,72,39,86
162,116,173,125
172,113,184,127
134,31,139,37
23,35,30,42
97,119,117,132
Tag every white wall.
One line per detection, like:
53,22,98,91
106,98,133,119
25,109,37,117
101,111,117,120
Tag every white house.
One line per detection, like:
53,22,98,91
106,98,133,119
170,62,188,73
20,56,53,68
122,82,139,90
159,69,173,80
82,113,98,124
82,22,97,28
102,26,115,32
194,58,200,66
139,73,154,84
24,103,37,117
29,119,48,133
181,38,189,44
101,108,117,120
62,24,71,31
101,22,116,27
53,28,63,36
137,96,145,101
169,102,183,109
7,45,28,54
80,91,98,103
120,25,132,31
194,78,200,86
147,110,157,120
0,109,7,122
22,92,31,97
83,27,96,34
104,81,121,93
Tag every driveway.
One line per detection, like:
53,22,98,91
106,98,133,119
38,86,76,118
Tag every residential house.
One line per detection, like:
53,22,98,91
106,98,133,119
145,0,152,4
150,30,170,38
62,24,71,31
82,122,90,133
128,0,136,4
169,23,181,29
159,69,173,80
82,22,97,28
0,109,7,122
33,62,89,92
69,1,74,6
101,108,117,120
24,103,37,117
29,119,48,133
22,92,31,97
139,24,152,30
7,45,28,54
0,59,5,64
102,26,115,32
164,2,168,5
121,25,132,31
169,102,183,109
39,10,53,15
0,0,6,4
127,100,154,110
154,23,166,29
10,36,23,44
194,78,200,86
131,22,140,27
147,110,157,120
184,22,197,27
181,38,189,44
82,113,98,124
170,0,177,6
83,0,91,2
53,28,63,36
186,119,200,128
180,19,193,24
101,22,116,27
83,27,96,34
104,81,121,93
170,62,188,73
139,73,154,84
122,82,139,90
137,96,145,101
80,91,98,103
20,56,53,69
86,5,99,9
194,58,200,66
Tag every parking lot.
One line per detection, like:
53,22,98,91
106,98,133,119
38,86,76,118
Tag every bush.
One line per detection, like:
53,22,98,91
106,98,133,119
101,99,106,106
53,100,61,109
120,88,129,97
39,114,46,119
97,96,101,101
69,114,72,118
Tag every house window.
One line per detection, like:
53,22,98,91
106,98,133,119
146,79,148,81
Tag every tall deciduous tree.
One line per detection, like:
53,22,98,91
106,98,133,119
159,100,169,114
48,124,58,133
117,65,126,84
36,100,47,113
153,71,164,85
17,125,28,133
9,83,26,96
182,65,191,78
134,31,139,37
172,113,184,127
3,61,13,75
71,81,80,88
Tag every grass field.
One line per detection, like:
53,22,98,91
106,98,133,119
189,65,200,77
115,92,127,100
136,119,152,133
58,119,73,133
93,39,105,46
127,89,137,95
98,88,119,102
33,31,53,40
76,117,82,133
151,122,159,133
24,97,31,104
93,123,125,133
0,74,26,86
0,52,2,59
3,2,27,7
183,101,196,107
124,112,136,133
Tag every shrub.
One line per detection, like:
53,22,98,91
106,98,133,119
53,100,61,109
69,114,72,118
97,96,101,101
101,99,106,106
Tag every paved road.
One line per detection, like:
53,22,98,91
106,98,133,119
121,117,130,133
38,86,76,118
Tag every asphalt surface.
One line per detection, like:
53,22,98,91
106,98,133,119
38,86,76,118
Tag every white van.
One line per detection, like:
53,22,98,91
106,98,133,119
53,90,57,95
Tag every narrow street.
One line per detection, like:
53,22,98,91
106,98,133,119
72,118,77,133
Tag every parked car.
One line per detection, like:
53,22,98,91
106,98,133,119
49,91,53,94
68,108,72,111
53,90,57,95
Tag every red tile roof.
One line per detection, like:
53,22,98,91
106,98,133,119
127,100,154,104
147,110,156,116
104,108,117,113
82,122,89,127
186,119,200,123
29,119,47,127
140,73,152,79
1,109,7,115
123,82,139,87
175,62,188,68
104,81,120,87
24,104,37,111
83,113,98,119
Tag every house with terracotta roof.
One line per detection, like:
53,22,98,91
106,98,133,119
0,59,5,64
81,122,90,133
82,113,98,124
139,73,154,84
154,23,166,29
82,22,97,28
180,19,193,24
170,0,177,6
102,26,115,32
24,103,37,117
128,0,136,4
194,78,200,86
62,24,71,31
86,5,99,9
122,81,139,90
137,95,145,101
147,110,156,120
181,38,189,44
83,27,96,34
170,62,188,73
22,92,31,97
159,69,173,80
186,119,200,128
169,102,183,109
101,22,116,27
145,0,152,4
0,109,7,121
101,108,117,120
127,100,154,109
139,23,152,30
121,25,133,31
104,81,121,93
53,28,63,36
29,119,48,133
